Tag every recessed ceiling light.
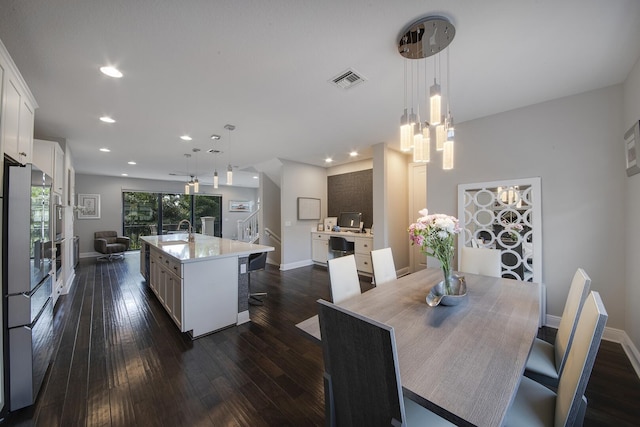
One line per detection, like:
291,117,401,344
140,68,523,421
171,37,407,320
128,161,136,165
100,116,115,123
253,176,258,179
121,173,128,176
180,135,192,141
350,151,358,157
210,134,221,140
100,66,123,78
100,148,111,152
325,157,333,163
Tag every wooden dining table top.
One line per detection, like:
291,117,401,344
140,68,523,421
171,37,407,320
296,267,541,427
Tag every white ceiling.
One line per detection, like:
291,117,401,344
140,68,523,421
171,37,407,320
1,0,640,187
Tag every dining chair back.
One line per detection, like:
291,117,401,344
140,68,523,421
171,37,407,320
525,268,591,387
370,247,397,285
459,247,502,278
504,291,607,427
327,255,361,304
317,299,453,427
554,291,607,426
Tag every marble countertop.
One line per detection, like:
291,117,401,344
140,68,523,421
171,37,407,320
141,233,274,263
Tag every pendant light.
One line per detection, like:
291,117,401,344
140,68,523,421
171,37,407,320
398,15,456,169
208,147,221,189
192,148,200,193
224,124,235,185
400,60,413,152
184,154,191,195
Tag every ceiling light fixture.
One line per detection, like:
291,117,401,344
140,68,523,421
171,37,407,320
192,148,200,193
99,116,115,123
128,161,136,165
209,148,221,189
398,15,456,169
210,134,220,140
180,135,192,141
350,151,358,157
325,157,333,163
100,66,123,78
224,124,235,185
99,148,111,152
184,153,192,194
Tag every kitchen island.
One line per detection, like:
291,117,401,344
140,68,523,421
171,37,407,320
140,233,274,338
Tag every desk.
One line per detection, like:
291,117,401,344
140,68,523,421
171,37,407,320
296,268,540,427
311,230,373,274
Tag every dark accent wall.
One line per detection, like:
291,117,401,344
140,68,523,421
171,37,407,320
327,169,373,228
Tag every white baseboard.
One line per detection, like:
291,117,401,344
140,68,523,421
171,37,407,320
279,259,314,271
544,314,640,379
62,271,76,295
237,310,250,325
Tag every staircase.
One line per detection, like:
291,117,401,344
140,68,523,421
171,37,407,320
237,209,260,243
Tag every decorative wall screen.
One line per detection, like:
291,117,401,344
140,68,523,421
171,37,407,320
457,177,542,284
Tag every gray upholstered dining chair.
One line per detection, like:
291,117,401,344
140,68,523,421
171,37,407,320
459,246,502,277
327,254,361,304
525,268,591,388
504,291,607,427
317,299,454,427
370,247,397,285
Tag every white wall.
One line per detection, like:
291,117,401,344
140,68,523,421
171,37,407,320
280,160,326,269
372,143,410,270
74,174,257,254
259,172,281,265
623,55,640,350
427,85,627,330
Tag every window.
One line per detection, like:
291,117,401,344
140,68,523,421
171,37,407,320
123,191,222,250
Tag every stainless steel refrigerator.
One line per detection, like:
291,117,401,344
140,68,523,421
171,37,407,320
2,160,54,411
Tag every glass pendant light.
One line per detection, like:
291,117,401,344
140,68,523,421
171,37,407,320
429,79,441,125
192,148,200,193
414,123,430,163
213,170,219,189
400,60,413,151
185,182,190,195
227,164,233,185
436,116,446,150
224,124,235,185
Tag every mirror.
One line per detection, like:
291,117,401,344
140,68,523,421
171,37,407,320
457,177,542,284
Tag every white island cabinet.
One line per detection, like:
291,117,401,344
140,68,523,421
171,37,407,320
140,234,274,338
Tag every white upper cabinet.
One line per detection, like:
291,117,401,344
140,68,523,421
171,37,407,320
33,139,65,196
0,38,38,169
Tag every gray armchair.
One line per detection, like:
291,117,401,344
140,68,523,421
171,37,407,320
94,231,130,261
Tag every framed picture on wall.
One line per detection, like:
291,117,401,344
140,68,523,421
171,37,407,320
625,120,640,177
229,200,252,212
297,197,320,220
77,193,101,219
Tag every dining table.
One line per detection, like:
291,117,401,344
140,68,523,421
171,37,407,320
296,267,541,427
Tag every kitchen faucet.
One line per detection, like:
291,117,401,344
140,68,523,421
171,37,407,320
176,219,195,242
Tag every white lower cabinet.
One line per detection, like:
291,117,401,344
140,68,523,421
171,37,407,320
147,247,237,337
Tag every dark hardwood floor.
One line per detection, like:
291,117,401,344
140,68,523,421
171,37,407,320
3,254,640,426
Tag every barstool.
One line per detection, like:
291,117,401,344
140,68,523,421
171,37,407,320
248,252,268,305
329,236,354,258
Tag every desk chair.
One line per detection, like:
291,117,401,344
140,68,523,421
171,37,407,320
370,247,397,285
327,255,361,304
504,291,607,427
248,252,268,306
459,247,502,278
524,268,591,388
317,299,454,426
329,236,354,258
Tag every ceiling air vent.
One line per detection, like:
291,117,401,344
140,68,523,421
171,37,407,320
330,68,366,90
